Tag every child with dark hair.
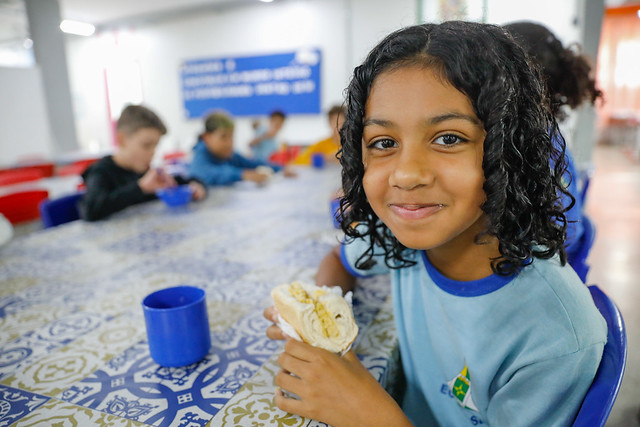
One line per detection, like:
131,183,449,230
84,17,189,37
505,21,603,254
189,111,294,186
264,21,606,426
80,105,205,221
249,110,286,161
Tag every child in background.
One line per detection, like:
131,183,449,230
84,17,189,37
505,21,603,255
80,105,206,221
265,22,606,426
189,111,295,186
249,110,286,161
292,105,345,166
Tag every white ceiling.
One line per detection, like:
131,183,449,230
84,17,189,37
0,0,264,44
59,0,260,26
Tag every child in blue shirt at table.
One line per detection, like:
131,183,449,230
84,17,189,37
189,111,295,186
264,22,606,426
80,105,206,221
249,110,286,161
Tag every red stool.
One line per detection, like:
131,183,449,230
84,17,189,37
0,169,45,186
0,190,49,224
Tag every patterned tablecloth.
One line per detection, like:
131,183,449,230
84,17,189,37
0,167,399,427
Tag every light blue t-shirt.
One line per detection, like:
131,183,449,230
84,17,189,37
341,238,606,427
251,124,278,162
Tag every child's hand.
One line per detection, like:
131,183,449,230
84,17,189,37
264,306,288,340
189,182,206,201
138,169,177,194
275,340,410,427
282,165,297,178
242,169,270,184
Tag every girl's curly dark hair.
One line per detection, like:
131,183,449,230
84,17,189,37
337,21,572,276
504,21,604,121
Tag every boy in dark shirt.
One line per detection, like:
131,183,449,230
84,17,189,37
80,105,205,221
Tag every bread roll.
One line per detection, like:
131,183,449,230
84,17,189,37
271,281,358,353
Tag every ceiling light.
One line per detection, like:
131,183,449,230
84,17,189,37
259,0,274,3
60,19,96,36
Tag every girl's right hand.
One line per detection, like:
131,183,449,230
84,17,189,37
264,306,287,340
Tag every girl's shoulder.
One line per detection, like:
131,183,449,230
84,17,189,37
517,257,606,348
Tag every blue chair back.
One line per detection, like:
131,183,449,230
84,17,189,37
572,285,627,427
568,215,596,283
39,192,84,228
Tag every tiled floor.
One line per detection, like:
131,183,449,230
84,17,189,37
586,144,640,426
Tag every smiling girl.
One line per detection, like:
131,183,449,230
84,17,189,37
265,21,606,426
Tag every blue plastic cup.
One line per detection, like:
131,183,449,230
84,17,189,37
311,153,325,169
142,286,211,367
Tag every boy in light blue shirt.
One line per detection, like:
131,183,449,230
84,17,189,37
249,110,286,161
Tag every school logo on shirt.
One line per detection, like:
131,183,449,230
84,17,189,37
447,364,479,412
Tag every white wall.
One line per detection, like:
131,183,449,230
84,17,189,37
421,0,581,47
484,0,581,45
66,35,112,153
0,66,55,165
349,0,417,71
65,0,417,161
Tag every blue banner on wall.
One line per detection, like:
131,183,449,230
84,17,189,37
181,49,321,118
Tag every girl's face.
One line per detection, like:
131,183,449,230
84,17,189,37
362,66,488,256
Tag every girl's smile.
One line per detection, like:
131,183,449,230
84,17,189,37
388,202,445,221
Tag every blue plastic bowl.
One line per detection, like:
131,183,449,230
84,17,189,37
156,185,193,207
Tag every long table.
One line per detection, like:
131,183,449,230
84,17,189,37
0,167,398,427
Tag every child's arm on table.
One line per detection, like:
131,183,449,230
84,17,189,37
81,168,161,221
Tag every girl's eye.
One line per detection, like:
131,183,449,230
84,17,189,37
434,134,466,146
369,138,398,150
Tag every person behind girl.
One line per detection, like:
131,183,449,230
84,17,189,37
504,21,603,256
189,111,295,186
264,21,606,426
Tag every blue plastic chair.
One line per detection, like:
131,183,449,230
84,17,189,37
572,285,627,427
568,215,596,283
38,192,84,228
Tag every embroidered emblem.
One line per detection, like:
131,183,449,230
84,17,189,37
447,364,479,412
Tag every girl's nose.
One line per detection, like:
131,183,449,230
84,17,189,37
389,148,435,190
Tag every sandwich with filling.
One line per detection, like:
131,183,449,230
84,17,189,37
271,281,358,353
